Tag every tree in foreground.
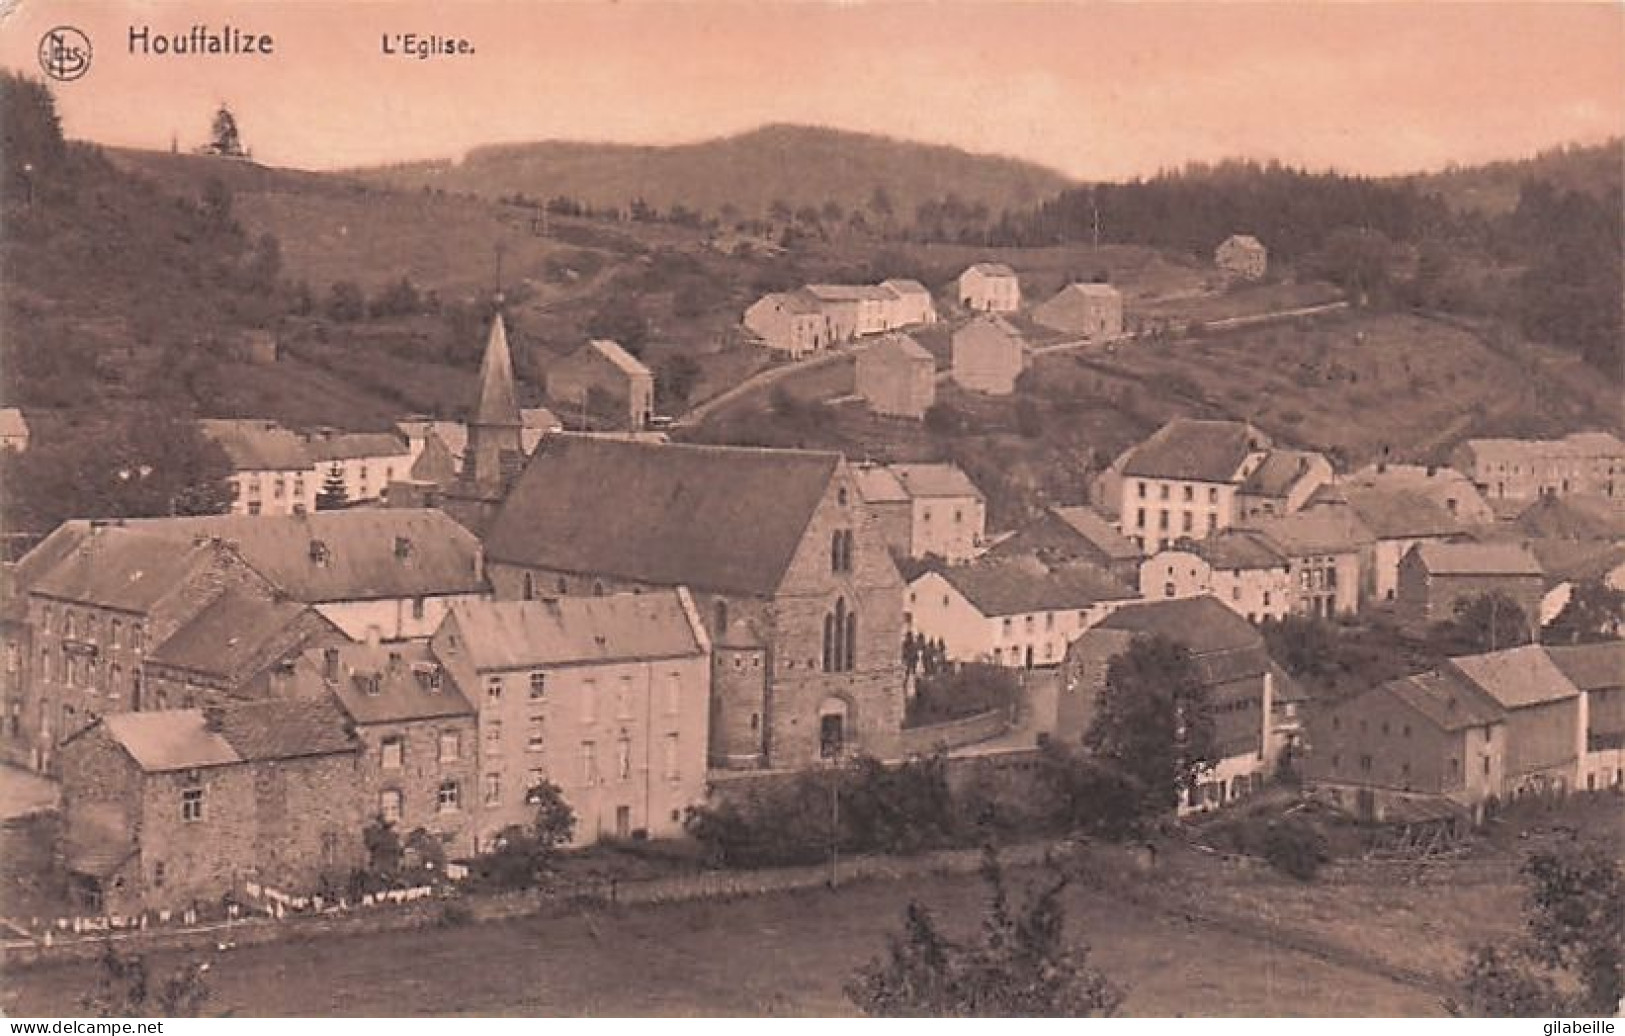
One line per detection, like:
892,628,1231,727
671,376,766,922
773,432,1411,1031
846,850,1124,1017
80,942,212,1018
1084,634,1216,816
1451,845,1623,1016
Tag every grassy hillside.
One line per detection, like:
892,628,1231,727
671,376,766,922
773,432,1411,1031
351,123,1074,220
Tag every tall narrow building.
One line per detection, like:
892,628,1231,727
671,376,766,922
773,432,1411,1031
443,305,525,533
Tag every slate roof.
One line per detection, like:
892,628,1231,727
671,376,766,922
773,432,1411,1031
891,463,984,500
1032,283,1124,332
1516,495,1625,541
475,314,521,427
316,640,475,725
963,263,1017,278
853,464,909,504
586,339,653,379
1239,450,1324,498
1048,506,1140,562
1221,234,1265,252
1198,530,1289,571
198,419,311,472
128,509,485,602
804,284,894,302
1525,539,1625,584
1412,541,1544,577
30,528,236,614
102,711,240,772
1332,486,1461,540
1094,595,1264,657
398,419,469,463
212,698,358,762
147,588,336,686
861,334,933,364
881,278,931,297
305,431,410,462
1253,505,1373,556
446,591,704,671
938,558,1135,617
1545,642,1625,692
1121,419,1265,483
3,521,94,622
1379,671,1503,732
486,437,843,596
1447,645,1580,710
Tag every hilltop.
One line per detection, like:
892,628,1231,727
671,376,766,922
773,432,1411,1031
1402,138,1623,216
350,123,1075,221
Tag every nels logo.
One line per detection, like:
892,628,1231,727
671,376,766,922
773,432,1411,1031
38,26,92,82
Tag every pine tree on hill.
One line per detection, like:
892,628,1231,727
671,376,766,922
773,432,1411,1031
316,465,348,510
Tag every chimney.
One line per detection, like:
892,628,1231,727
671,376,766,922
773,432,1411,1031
202,704,227,733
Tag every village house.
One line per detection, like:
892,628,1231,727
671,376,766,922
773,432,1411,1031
1452,432,1625,503
293,640,479,859
397,418,469,475
743,290,838,358
803,284,894,339
432,591,710,848
879,279,938,328
951,314,1028,395
1061,596,1290,812
1395,541,1546,635
1234,449,1335,524
1309,484,1463,604
129,510,489,643
481,436,906,769
1115,419,1271,551
1250,505,1369,618
0,523,98,770
1309,670,1506,826
985,505,1142,588
907,556,1135,669
854,334,936,420
1512,493,1625,543
854,462,987,563
57,700,364,915
957,263,1021,313
23,526,288,772
546,339,655,431
1342,462,1496,527
1214,234,1268,281
199,419,317,517
0,407,31,452
1547,641,1625,793
1140,530,1293,623
139,588,348,712
1447,645,1583,799
304,429,412,506
1030,282,1125,340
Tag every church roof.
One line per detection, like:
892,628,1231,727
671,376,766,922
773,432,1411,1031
485,436,842,596
474,313,521,428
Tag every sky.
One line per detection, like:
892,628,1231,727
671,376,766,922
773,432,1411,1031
1,0,1621,180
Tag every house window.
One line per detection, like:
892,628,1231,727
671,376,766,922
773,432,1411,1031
1159,511,1169,530
153,861,166,888
664,733,680,781
523,573,536,601
526,769,546,802
529,672,546,700
379,788,403,825
1183,485,1193,503
581,742,597,784
528,716,545,751
1137,481,1146,499
1164,582,1176,598
181,788,205,823
438,730,461,762
484,773,502,806
1136,508,1146,528
381,736,404,770
486,676,503,703
1359,754,1372,773
437,780,460,812
1182,511,1193,533
110,620,121,649
581,679,596,722
486,720,503,755
617,736,632,781
1159,485,1170,501
1208,487,1219,505
665,674,681,715
617,676,634,719
838,487,848,506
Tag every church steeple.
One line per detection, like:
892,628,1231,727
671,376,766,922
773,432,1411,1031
473,307,520,429
464,302,524,492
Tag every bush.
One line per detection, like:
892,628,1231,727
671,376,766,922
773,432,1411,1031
1261,816,1329,881
907,664,1019,727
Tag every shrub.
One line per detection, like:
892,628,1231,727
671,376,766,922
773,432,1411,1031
1261,816,1329,881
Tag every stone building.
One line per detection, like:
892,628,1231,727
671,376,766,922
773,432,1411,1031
1452,432,1625,503
852,462,987,563
951,314,1028,395
957,263,1021,313
432,591,710,847
1395,541,1546,634
985,505,1142,588
57,700,363,914
854,334,935,420
1031,282,1124,339
198,419,315,516
1215,234,1268,281
482,436,907,769
296,640,479,859
1115,419,1271,551
304,430,411,505
546,339,655,431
